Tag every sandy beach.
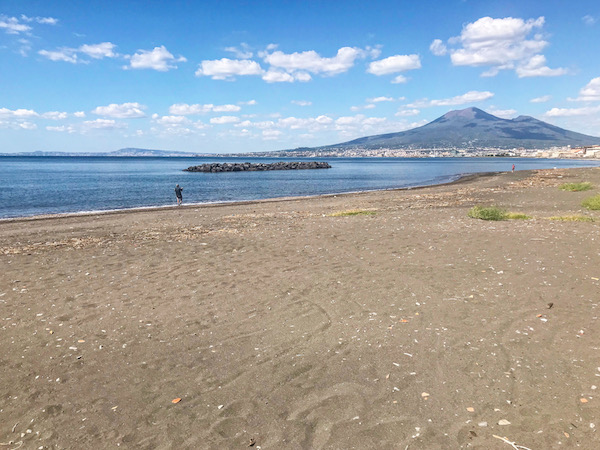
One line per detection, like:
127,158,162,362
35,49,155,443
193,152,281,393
1,167,600,449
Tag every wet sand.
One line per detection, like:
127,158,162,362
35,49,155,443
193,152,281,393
1,167,600,449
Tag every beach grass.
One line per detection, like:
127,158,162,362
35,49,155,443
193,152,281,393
505,212,532,220
547,215,595,222
468,206,531,221
468,206,507,221
559,182,593,192
329,209,377,217
581,194,600,210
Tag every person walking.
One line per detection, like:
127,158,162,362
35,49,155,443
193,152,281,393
175,184,183,206
512,163,515,172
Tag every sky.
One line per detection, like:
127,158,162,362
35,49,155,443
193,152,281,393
1,0,600,154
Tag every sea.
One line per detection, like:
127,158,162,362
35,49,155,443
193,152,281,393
1,156,599,220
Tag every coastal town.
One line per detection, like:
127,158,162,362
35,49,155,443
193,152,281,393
237,144,600,159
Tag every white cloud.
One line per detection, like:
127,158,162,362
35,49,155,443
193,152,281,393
20,15,58,25
225,43,253,59
79,42,117,59
429,39,447,56
239,100,257,106
395,109,420,117
39,42,119,64
196,58,264,80
262,129,282,140
368,96,395,103
367,54,421,76
127,46,186,71
292,100,312,106
515,54,568,78
392,75,409,84
46,125,76,133
0,15,31,34
261,69,296,83
570,77,600,101
0,107,39,119
488,107,517,118
210,116,240,124
92,102,147,118
407,90,494,108
82,119,126,130
545,105,600,117
434,16,567,78
530,95,551,103
152,115,191,125
263,46,365,76
74,111,86,118
582,15,597,26
38,48,78,63
168,103,242,115
42,111,68,120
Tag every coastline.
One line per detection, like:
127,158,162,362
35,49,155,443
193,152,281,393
0,170,500,223
1,166,600,448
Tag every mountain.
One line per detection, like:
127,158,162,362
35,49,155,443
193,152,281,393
323,107,600,150
0,148,200,157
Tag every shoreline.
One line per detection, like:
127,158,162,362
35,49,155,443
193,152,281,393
0,170,500,223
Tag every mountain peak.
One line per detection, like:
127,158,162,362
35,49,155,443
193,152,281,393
441,107,498,121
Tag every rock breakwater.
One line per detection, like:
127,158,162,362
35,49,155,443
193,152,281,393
184,161,331,172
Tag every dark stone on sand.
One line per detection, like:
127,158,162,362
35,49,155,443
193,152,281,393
184,161,331,173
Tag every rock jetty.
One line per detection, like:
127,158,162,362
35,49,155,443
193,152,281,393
184,161,331,172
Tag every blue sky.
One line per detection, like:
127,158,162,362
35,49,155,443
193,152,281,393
1,0,600,154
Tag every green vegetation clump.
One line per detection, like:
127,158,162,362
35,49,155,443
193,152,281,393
467,206,507,221
559,182,593,192
329,209,377,217
547,215,595,222
505,212,532,220
582,195,600,210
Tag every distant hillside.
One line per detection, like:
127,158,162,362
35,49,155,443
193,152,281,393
324,107,600,150
0,148,200,157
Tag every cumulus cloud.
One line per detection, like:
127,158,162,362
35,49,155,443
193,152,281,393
429,39,447,56
168,103,242,115
0,107,39,119
432,16,567,78
196,58,264,80
367,96,395,103
82,119,126,130
367,54,421,76
263,46,366,76
0,14,57,35
582,15,597,26
210,116,240,124
515,55,568,78
545,105,600,117
225,43,253,59
39,42,119,64
530,95,552,103
570,77,600,101
127,46,186,71
92,102,147,118
151,114,191,125
80,42,117,59
395,109,420,117
488,107,517,118
407,90,494,108
41,111,68,120
392,75,409,84
46,125,76,133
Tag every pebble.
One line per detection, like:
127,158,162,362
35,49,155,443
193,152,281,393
478,422,488,427
498,419,511,426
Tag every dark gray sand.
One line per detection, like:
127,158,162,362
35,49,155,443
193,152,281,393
1,167,599,449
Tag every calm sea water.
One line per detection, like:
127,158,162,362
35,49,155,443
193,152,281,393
1,156,599,219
